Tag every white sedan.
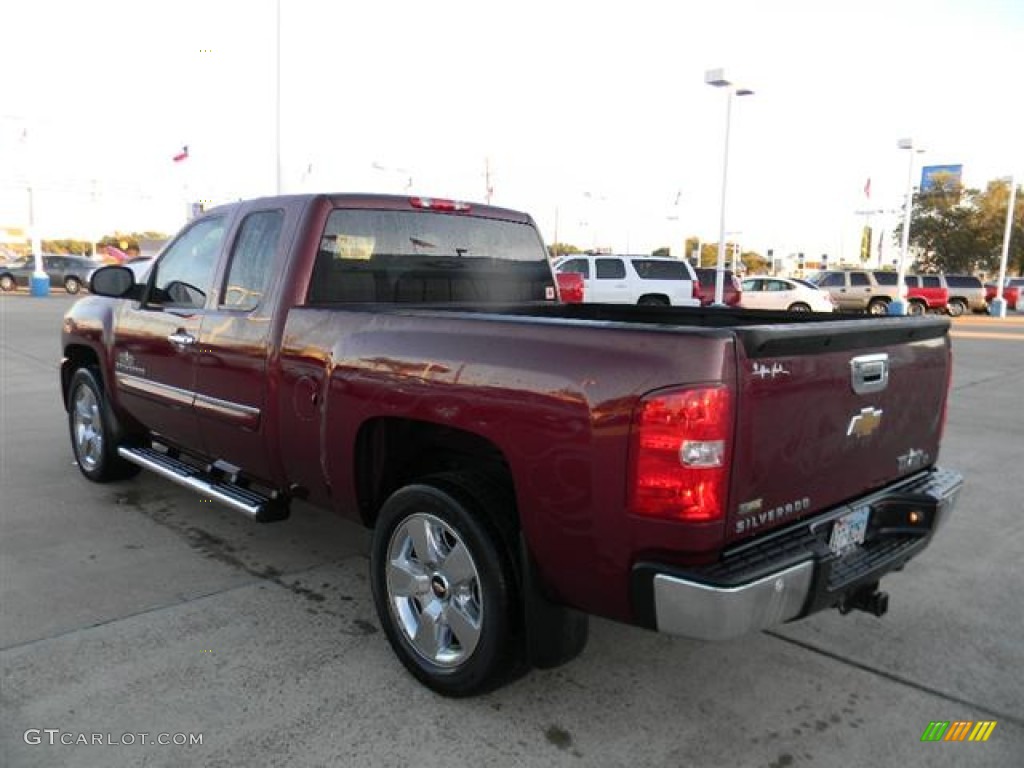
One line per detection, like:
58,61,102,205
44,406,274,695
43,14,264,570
739,276,837,313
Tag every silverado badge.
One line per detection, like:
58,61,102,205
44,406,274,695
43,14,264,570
847,407,883,438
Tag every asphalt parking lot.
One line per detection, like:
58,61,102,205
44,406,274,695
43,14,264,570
1,293,1022,767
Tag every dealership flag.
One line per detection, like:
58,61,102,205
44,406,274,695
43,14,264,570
864,177,872,199
172,145,189,163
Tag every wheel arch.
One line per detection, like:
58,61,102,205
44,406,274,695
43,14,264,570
354,417,517,530
61,344,102,410
637,293,670,306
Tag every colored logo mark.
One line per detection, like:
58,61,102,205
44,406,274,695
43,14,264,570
921,721,997,742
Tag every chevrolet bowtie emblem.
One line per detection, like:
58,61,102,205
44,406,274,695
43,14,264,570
847,407,883,438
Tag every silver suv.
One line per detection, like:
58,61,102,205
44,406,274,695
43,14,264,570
811,270,898,315
941,274,986,316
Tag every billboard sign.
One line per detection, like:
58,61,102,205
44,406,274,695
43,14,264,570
920,165,963,194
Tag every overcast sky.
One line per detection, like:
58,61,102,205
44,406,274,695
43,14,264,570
2,0,1022,262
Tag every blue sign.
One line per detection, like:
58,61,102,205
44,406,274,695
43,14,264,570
920,165,963,193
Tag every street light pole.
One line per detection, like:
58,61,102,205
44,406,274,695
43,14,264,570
892,138,922,315
991,175,1017,318
706,68,753,306
274,0,282,194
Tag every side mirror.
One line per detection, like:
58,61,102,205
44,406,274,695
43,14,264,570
89,265,137,298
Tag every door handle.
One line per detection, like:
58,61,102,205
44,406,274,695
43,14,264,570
168,331,196,348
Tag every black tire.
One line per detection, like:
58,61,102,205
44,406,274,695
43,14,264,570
787,302,811,312
947,298,966,317
370,472,521,697
64,276,82,294
637,295,669,306
67,367,140,482
867,298,890,316
0,274,15,292
907,300,926,316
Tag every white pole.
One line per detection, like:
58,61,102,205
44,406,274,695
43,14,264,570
893,139,916,315
22,124,50,296
992,176,1016,318
714,89,732,306
274,0,282,194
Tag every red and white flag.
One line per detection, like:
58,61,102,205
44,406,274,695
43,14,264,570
172,145,189,163
863,177,872,199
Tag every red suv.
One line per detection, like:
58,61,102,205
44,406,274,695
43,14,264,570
695,268,742,306
985,277,1024,309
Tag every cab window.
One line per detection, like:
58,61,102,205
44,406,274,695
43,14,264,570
149,217,226,309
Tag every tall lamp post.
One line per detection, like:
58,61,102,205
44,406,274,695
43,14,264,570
705,68,753,306
991,176,1017,318
892,137,923,315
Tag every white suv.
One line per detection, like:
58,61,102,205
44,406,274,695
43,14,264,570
553,254,700,307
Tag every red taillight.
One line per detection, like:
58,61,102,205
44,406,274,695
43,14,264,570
628,385,733,522
409,196,471,212
556,272,584,303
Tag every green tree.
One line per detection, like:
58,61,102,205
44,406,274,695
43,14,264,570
741,250,769,274
896,178,1023,275
548,242,581,258
42,239,92,256
651,246,671,257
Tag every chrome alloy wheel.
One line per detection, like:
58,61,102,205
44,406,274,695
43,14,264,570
72,383,104,472
386,512,483,668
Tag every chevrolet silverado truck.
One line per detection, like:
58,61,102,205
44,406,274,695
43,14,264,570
61,193,963,696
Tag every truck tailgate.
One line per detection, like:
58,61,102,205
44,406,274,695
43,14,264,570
726,317,951,544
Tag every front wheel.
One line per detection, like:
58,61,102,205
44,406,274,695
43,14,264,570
370,473,521,697
787,302,811,312
0,274,15,292
67,367,140,482
64,276,82,294
947,298,966,317
907,300,927,316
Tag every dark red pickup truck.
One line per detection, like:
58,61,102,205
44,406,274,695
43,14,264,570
62,193,963,696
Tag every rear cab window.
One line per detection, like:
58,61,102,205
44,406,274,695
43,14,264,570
308,208,552,304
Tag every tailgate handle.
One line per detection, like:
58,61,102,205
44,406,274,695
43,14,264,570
851,353,889,394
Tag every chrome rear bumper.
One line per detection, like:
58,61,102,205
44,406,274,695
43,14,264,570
634,466,963,641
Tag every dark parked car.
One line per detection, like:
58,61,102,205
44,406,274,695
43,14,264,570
694,267,742,306
0,254,98,294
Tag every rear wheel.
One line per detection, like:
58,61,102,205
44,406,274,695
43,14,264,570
370,472,521,696
67,367,140,482
907,300,926,316
947,298,966,317
787,302,811,312
867,298,890,315
64,276,82,294
0,274,15,292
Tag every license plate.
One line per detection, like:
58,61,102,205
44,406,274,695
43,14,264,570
829,506,870,557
